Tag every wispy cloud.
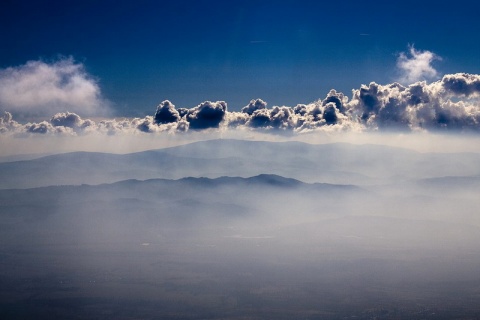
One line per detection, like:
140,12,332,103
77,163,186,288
0,58,111,120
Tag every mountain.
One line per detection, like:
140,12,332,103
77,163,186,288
0,174,362,213
1,139,480,189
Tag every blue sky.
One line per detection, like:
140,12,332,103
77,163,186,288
1,0,480,117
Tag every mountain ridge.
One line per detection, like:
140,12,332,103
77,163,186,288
1,139,480,189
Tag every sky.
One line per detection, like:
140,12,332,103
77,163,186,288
1,0,480,141
1,0,480,116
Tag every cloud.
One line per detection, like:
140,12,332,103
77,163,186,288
442,73,480,97
154,100,181,124
0,111,21,134
1,72,480,136
396,46,441,84
247,108,273,128
241,99,267,115
50,112,96,131
350,73,480,131
0,58,111,119
186,101,227,130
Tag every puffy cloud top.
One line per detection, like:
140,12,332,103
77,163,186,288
186,101,227,130
154,100,181,124
350,73,480,131
241,99,267,115
50,112,95,129
323,90,347,114
442,73,480,97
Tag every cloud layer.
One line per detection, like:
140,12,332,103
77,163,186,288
2,72,480,136
0,58,111,119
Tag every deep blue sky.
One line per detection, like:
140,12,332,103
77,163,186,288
1,0,480,116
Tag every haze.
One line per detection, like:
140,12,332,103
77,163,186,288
1,135,480,319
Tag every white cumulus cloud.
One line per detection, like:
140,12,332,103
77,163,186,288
0,57,111,119
396,46,441,84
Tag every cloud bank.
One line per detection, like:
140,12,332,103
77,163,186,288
0,58,111,119
2,73,480,136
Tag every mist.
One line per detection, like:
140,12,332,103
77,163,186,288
1,134,480,319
